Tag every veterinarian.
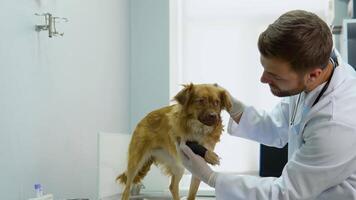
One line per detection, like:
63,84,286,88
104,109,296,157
180,10,356,199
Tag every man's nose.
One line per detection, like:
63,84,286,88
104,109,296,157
260,71,272,84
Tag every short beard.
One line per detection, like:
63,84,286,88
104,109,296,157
270,85,305,97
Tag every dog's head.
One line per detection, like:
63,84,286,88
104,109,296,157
174,83,232,126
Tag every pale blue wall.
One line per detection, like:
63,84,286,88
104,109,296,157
130,0,170,131
0,0,169,199
0,0,130,199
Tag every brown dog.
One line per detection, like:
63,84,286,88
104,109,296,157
116,83,232,200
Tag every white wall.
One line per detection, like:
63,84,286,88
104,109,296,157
0,0,129,199
173,0,328,174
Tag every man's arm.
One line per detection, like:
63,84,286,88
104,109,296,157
228,100,290,148
216,120,356,199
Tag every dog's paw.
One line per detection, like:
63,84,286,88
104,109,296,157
204,150,220,165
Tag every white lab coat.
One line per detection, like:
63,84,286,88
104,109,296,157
216,56,356,199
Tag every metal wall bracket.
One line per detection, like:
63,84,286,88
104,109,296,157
35,13,68,38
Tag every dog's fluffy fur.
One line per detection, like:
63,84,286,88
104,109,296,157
117,83,232,200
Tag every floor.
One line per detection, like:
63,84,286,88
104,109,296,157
101,193,215,200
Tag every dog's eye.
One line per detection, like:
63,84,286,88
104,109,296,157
213,100,220,107
195,98,206,105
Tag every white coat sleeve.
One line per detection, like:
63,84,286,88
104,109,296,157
215,120,356,200
227,100,290,148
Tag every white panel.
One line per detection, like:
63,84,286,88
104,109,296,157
183,0,327,20
98,132,170,199
98,132,131,198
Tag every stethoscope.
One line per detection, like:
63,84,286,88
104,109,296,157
290,52,338,126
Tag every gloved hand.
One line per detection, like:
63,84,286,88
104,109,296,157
227,91,246,120
180,143,217,187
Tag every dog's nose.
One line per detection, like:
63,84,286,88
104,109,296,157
208,113,218,121
198,112,219,126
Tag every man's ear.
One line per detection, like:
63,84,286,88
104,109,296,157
306,68,323,83
220,89,232,112
174,83,194,106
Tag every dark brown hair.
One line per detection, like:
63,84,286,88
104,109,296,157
258,10,333,73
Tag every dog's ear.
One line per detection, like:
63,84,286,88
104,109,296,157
174,83,194,106
220,89,232,112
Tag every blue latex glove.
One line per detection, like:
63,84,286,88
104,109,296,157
180,143,217,187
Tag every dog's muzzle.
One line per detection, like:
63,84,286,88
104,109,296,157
198,112,219,126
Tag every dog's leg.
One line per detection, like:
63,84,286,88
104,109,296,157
121,153,150,200
121,163,140,200
186,142,218,200
169,167,184,200
187,175,201,200
121,174,132,200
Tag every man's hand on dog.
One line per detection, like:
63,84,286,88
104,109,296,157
179,142,217,187
185,141,220,165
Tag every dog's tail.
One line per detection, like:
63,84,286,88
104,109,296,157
116,158,154,185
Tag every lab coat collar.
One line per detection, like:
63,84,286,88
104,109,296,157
303,81,327,109
303,58,347,109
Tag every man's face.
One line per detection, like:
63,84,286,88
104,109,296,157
260,55,306,97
